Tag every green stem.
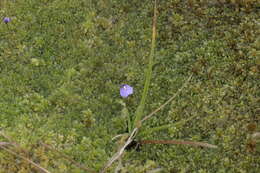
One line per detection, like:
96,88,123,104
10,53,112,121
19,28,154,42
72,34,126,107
127,112,132,133
133,0,157,128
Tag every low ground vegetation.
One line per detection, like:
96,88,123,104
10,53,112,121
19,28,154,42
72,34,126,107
0,0,259,172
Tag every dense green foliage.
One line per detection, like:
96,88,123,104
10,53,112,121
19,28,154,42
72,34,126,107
0,0,259,172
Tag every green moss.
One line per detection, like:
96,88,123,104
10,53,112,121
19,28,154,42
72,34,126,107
0,0,259,172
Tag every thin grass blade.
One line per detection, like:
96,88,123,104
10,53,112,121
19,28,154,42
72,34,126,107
140,140,218,149
133,0,157,128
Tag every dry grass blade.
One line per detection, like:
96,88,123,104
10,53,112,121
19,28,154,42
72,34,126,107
0,131,20,148
0,131,51,172
141,74,193,123
0,142,13,146
147,168,163,173
100,128,138,173
111,133,128,141
0,145,51,173
1,129,96,172
252,132,260,139
0,131,31,156
140,140,218,149
40,142,97,173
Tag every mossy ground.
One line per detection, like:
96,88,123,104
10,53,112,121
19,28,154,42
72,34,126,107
0,0,259,172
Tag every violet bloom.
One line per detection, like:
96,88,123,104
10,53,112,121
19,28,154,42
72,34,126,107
3,17,11,24
120,84,133,98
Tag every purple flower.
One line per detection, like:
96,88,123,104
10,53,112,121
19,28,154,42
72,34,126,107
3,17,11,24
120,84,133,98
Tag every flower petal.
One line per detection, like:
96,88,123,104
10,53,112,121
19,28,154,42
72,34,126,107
120,84,133,98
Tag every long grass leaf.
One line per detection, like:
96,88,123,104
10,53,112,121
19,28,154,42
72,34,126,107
139,113,197,137
133,0,157,128
140,140,218,149
141,74,193,124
